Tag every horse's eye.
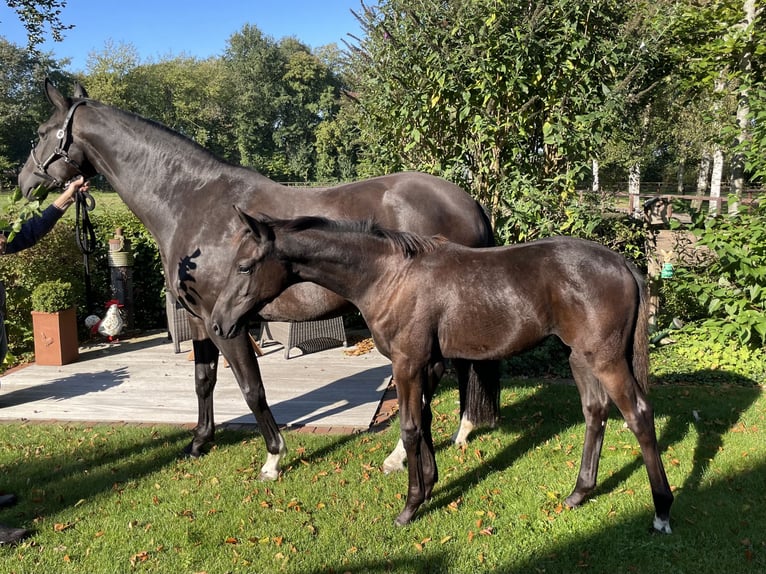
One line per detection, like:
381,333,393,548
238,264,252,276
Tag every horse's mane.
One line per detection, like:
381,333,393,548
274,215,447,258
82,98,229,164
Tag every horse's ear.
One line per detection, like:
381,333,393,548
233,206,274,244
73,82,89,99
44,78,68,110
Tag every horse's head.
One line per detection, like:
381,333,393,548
211,206,292,339
18,79,97,200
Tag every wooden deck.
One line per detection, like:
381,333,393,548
0,330,392,432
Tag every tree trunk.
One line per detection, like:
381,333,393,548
677,157,685,194
729,0,757,214
709,146,724,215
592,158,600,193
629,162,641,217
694,151,711,210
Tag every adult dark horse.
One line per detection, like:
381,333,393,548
210,211,674,532
18,80,499,479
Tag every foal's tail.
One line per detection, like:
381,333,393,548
629,263,651,394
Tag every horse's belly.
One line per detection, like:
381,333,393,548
439,314,545,361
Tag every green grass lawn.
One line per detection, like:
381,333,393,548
0,377,763,573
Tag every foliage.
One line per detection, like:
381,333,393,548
0,380,764,572
30,277,74,312
651,327,766,384
0,36,72,178
0,190,166,361
0,212,84,358
348,0,675,237
666,206,766,348
3,0,73,50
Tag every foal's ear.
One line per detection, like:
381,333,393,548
44,78,67,110
73,82,89,99
233,206,274,244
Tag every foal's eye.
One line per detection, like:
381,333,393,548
237,264,252,276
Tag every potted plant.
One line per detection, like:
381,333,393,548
30,279,79,365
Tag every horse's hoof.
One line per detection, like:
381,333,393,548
182,443,203,459
652,515,672,534
258,470,279,481
564,492,585,509
382,457,405,474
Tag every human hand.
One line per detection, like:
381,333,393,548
53,176,89,210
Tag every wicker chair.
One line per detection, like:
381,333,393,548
165,292,193,353
165,292,346,359
259,319,347,359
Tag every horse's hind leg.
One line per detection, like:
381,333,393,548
597,362,673,534
565,351,611,508
453,359,501,445
184,338,221,458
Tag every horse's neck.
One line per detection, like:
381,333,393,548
80,107,232,238
283,231,386,305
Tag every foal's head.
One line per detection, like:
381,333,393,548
211,207,291,339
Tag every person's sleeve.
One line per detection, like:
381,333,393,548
3,204,66,255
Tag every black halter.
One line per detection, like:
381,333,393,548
30,99,88,188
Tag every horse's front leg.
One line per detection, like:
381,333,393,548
184,337,221,458
393,360,437,526
218,331,286,481
382,360,444,474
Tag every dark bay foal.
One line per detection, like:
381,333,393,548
211,210,673,532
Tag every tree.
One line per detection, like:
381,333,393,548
221,25,286,173
348,0,674,241
0,36,69,184
3,0,72,50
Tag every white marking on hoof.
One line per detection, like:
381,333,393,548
653,515,672,534
452,416,475,446
259,435,287,481
382,439,406,474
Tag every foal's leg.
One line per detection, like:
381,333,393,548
565,351,611,508
597,362,674,534
393,361,437,526
221,332,287,480
185,337,221,458
382,360,444,474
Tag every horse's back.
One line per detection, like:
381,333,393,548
319,172,493,247
423,237,641,360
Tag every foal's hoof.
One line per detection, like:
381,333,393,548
564,492,586,509
652,515,672,534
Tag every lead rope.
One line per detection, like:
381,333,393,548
74,188,98,313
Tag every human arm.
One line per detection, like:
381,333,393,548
1,177,89,255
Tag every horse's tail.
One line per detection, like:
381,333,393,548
476,200,496,247
629,263,650,394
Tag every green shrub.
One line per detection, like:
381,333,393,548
664,206,766,349
651,327,766,384
30,279,76,312
0,193,167,363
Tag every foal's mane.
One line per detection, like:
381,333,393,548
275,216,447,259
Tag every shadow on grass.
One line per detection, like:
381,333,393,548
331,370,764,573
420,370,762,530
0,424,193,530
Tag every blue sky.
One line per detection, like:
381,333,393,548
0,0,366,72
